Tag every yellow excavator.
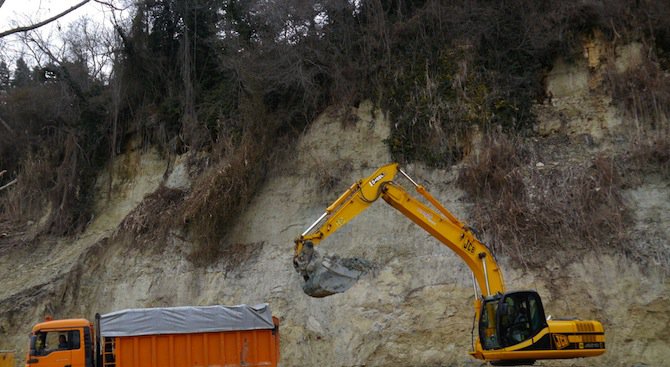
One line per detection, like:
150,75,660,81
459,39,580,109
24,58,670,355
293,163,605,365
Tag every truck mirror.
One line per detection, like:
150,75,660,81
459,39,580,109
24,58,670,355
29,335,37,356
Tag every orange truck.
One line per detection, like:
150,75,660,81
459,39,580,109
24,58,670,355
25,304,279,367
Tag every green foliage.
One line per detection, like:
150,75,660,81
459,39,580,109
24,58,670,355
107,0,334,261
383,45,499,166
371,2,555,165
0,55,111,235
115,0,233,150
335,0,670,166
3,0,667,264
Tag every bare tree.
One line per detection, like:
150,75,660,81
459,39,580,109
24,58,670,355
0,0,91,38
65,17,117,80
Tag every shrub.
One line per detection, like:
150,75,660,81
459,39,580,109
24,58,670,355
458,134,630,268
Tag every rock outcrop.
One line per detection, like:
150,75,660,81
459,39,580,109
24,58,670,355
0,99,668,367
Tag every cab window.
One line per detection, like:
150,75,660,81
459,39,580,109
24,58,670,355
31,330,80,356
479,298,501,350
498,292,547,347
528,296,546,334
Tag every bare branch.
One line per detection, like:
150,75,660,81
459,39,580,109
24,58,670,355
0,179,17,192
0,1,6,10
0,115,14,135
0,0,91,38
93,0,129,12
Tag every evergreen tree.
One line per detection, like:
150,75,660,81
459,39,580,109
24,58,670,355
0,61,10,90
12,57,32,87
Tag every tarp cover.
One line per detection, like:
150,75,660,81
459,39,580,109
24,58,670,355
100,304,274,337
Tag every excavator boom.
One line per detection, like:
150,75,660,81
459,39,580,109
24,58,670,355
294,163,504,297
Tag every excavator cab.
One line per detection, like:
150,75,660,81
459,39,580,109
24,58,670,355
479,291,547,351
476,290,605,365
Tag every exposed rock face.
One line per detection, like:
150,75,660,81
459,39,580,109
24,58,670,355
1,103,668,366
534,36,647,141
0,143,168,358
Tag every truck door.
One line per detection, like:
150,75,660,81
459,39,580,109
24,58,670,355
28,329,84,367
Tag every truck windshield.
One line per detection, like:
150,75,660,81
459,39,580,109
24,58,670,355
30,330,80,356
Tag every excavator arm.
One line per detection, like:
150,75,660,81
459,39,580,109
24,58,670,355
293,164,399,296
294,163,504,297
294,164,397,255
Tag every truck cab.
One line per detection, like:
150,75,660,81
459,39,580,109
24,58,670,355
27,319,94,367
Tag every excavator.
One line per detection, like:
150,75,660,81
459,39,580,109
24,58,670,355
293,163,605,365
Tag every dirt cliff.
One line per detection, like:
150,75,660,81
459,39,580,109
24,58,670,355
1,53,669,367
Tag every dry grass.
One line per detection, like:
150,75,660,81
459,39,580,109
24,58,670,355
446,42,670,271
218,242,265,274
607,54,670,132
0,150,63,251
457,134,630,268
0,132,102,237
0,152,53,226
621,131,670,271
180,126,273,265
313,158,354,193
627,132,670,179
47,133,90,235
116,186,186,245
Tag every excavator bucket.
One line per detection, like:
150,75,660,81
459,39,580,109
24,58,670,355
294,243,372,297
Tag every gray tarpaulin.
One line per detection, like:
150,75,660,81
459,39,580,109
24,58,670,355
100,304,274,337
